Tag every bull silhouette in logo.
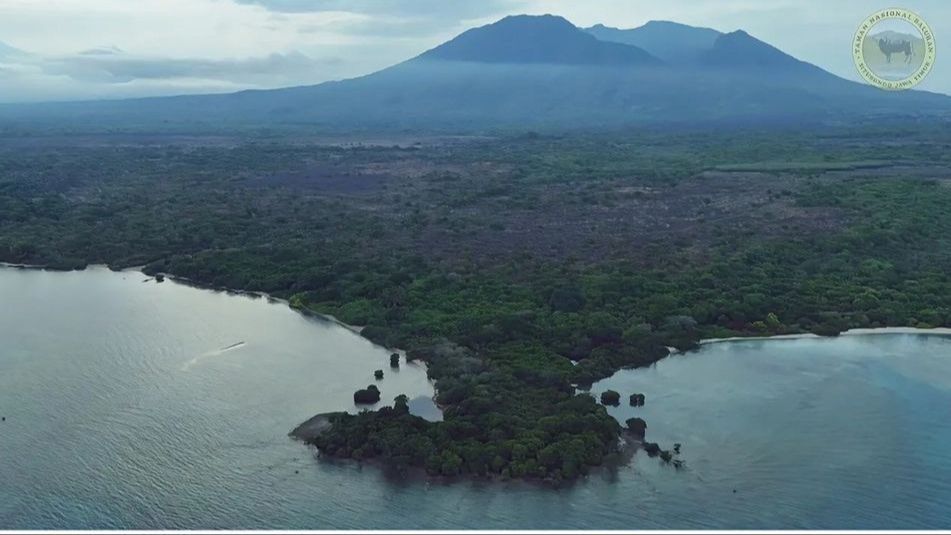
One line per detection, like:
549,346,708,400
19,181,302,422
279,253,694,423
878,38,914,64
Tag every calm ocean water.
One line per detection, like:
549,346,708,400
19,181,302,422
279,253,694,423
1,267,950,529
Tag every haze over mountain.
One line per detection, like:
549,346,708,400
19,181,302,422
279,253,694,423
585,21,721,64
701,30,829,75
2,14,949,130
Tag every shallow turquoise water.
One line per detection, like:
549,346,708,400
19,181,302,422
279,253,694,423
2,267,950,529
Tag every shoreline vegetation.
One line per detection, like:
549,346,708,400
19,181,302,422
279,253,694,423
4,128,951,483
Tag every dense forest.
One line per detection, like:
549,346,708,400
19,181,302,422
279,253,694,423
2,124,951,481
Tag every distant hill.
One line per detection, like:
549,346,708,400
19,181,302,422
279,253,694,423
585,21,721,63
2,14,949,130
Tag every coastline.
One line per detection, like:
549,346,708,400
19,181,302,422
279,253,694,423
0,261,50,269
0,262,402,357
0,263,436,418
0,260,374,340
6,263,951,484
0,261,136,272
140,267,439,416
8,263,949,354
143,268,372,340
697,327,951,347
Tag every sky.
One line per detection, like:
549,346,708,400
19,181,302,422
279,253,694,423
0,0,948,103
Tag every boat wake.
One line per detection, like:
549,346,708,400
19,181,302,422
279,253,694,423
182,341,247,371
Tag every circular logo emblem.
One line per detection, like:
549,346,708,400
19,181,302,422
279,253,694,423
853,7,936,90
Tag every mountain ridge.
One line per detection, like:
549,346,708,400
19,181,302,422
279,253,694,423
418,15,662,65
585,20,722,63
1,14,949,129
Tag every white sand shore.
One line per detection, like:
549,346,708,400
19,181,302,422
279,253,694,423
699,327,951,346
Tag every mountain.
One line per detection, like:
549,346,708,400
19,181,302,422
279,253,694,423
2,15,949,130
585,21,721,63
588,22,830,78
420,15,660,65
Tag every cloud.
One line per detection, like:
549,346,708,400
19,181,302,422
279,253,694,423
0,46,342,102
77,46,124,56
235,0,520,18
44,50,337,84
0,0,523,102
235,0,526,37
0,0,948,102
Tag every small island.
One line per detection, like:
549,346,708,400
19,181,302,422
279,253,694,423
600,390,621,406
353,385,381,404
625,417,647,439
